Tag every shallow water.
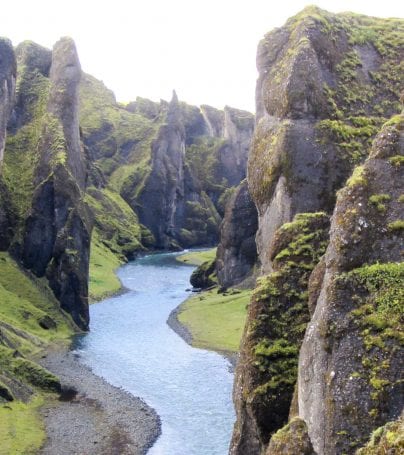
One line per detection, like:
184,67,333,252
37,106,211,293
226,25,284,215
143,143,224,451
74,252,235,455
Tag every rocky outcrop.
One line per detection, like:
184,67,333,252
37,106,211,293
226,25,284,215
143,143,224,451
265,418,315,455
136,91,187,248
231,7,403,455
190,258,217,289
132,94,254,249
216,180,258,288
298,116,403,454
249,7,403,273
0,39,16,250
230,212,329,454
79,75,254,251
20,38,92,329
0,38,16,169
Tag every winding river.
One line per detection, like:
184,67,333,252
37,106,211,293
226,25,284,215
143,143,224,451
73,252,235,455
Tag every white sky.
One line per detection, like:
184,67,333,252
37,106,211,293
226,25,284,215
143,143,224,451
1,0,403,112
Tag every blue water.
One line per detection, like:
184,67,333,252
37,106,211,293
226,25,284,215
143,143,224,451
74,252,235,454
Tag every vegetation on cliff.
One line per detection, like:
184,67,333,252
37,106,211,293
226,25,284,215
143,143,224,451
231,7,403,455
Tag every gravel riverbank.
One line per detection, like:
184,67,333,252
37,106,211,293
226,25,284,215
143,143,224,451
38,346,161,455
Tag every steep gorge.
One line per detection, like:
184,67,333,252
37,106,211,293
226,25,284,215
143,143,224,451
0,32,253,443
0,5,403,455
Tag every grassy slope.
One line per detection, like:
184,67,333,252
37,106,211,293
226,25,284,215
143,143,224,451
176,248,249,353
0,395,45,455
0,253,74,454
88,229,123,302
176,248,217,266
178,288,250,353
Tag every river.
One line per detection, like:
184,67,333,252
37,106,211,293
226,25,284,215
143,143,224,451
73,252,235,455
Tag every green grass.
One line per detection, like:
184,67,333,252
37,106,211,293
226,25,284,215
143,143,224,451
0,252,73,351
176,248,217,266
89,230,124,302
178,288,250,353
0,395,45,455
0,254,74,454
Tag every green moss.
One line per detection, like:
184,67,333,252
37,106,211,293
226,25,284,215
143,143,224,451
2,73,50,237
368,194,391,213
317,118,384,164
244,213,329,435
388,155,404,167
347,166,367,187
177,288,250,353
267,417,313,453
357,417,404,454
86,187,145,260
184,136,229,211
345,262,403,322
337,263,403,413
0,252,73,348
0,395,45,454
387,220,404,232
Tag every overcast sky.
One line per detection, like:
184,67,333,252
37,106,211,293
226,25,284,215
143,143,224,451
1,0,402,112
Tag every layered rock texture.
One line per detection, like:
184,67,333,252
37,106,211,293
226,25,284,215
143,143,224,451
230,7,403,455
249,7,403,273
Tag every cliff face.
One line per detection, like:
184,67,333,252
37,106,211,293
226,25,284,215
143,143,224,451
231,7,403,455
129,95,254,249
0,38,16,168
2,38,92,330
79,77,254,252
299,117,403,454
216,180,258,288
135,92,187,249
249,7,402,273
0,38,16,250
231,212,329,453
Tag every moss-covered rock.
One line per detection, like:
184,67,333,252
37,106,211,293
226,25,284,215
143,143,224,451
12,357,61,392
356,417,404,454
250,7,403,272
190,258,217,289
299,116,403,454
231,212,329,454
266,418,315,455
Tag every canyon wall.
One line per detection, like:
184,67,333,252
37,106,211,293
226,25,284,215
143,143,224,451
230,7,403,454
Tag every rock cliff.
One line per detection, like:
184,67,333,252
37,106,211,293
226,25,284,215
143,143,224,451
299,116,403,454
249,7,402,273
79,76,254,252
131,95,254,248
230,7,403,455
0,38,16,169
0,38,16,250
1,38,92,330
216,180,258,288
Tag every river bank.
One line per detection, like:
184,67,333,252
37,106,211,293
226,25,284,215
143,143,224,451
38,345,160,455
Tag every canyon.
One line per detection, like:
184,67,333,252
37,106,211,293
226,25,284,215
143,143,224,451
0,5,403,455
